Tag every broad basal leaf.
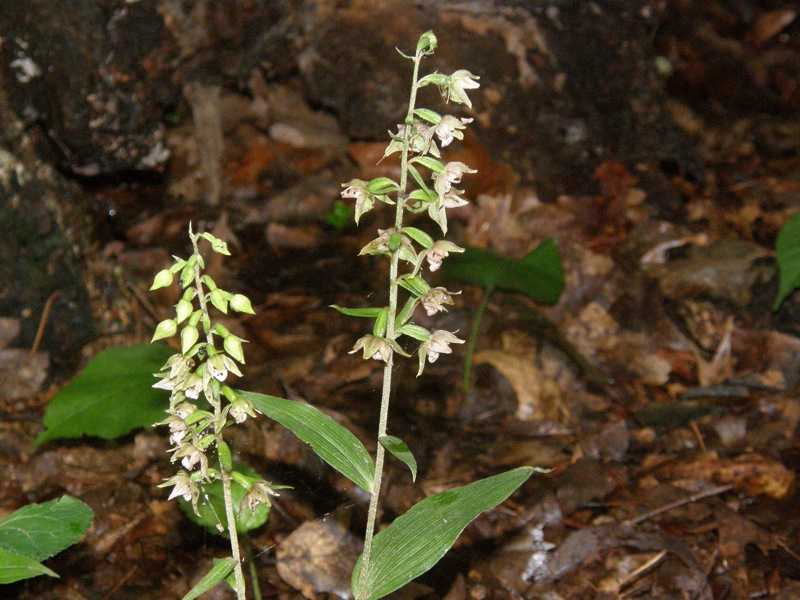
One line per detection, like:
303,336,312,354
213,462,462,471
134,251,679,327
774,213,800,309
33,344,175,447
441,240,564,304
0,496,93,569
353,467,534,600
239,391,374,493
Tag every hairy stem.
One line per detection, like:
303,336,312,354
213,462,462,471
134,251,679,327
357,50,424,599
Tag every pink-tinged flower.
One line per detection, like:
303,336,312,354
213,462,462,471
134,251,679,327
349,334,408,363
417,330,465,376
433,161,476,198
420,287,459,316
171,443,209,478
434,116,472,147
159,471,195,502
359,229,417,263
240,480,280,515
425,240,464,272
341,179,374,224
447,70,480,108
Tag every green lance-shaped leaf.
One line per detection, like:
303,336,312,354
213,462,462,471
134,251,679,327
238,391,375,492
331,305,386,319
181,557,237,600
33,344,176,446
773,213,800,310
402,226,434,249
441,239,564,304
379,436,417,482
352,467,534,600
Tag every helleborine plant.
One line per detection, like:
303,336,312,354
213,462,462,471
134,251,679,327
334,31,534,600
149,31,534,600
149,226,276,599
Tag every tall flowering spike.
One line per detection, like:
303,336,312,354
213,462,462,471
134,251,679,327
150,225,260,597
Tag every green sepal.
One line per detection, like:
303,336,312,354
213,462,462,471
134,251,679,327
150,269,174,291
201,232,231,256
416,30,437,55
379,435,418,482
413,108,442,125
417,73,448,88
366,177,400,195
169,259,187,274
330,305,386,318
407,188,437,203
406,164,430,193
412,156,445,173
396,324,430,342
402,227,434,249
180,325,199,355
373,308,389,338
395,297,418,328
209,289,229,314
397,275,430,297
180,266,195,290
217,441,233,472
151,319,177,343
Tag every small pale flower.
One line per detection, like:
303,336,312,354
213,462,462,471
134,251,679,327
420,287,458,316
207,353,243,382
349,334,407,362
417,330,465,376
240,480,280,515
172,443,204,471
183,373,203,400
359,229,416,263
342,179,374,224
425,240,464,272
434,116,472,147
434,162,476,198
229,397,259,424
447,70,480,108
159,470,195,502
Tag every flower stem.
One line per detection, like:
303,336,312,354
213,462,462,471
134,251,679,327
189,226,246,599
356,51,424,600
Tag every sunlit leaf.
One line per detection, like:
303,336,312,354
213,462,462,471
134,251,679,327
352,467,534,600
239,392,374,492
33,344,175,447
0,548,57,584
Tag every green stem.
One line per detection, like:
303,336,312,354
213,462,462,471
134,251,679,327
357,50,424,600
190,227,246,599
462,284,494,394
243,535,262,600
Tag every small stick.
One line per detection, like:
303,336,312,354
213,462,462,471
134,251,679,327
690,420,707,453
626,484,732,526
26,290,60,363
618,549,666,592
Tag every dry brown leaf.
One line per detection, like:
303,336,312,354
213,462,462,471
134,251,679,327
656,452,794,499
473,349,563,422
